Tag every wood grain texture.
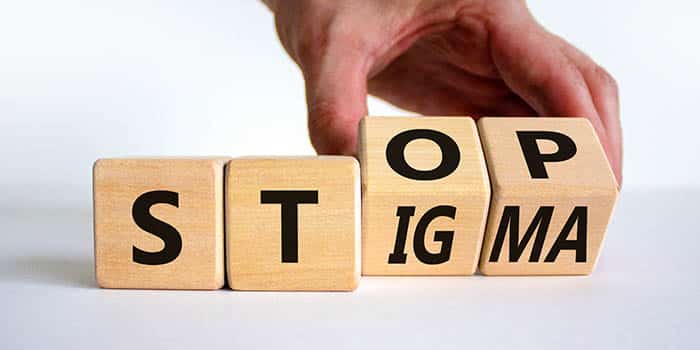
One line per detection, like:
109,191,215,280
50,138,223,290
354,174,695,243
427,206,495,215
226,156,360,291
93,157,228,289
358,117,491,275
477,117,618,275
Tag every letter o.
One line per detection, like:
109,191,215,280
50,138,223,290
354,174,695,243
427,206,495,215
385,129,460,180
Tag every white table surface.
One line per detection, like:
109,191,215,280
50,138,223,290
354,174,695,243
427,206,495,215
2,187,698,349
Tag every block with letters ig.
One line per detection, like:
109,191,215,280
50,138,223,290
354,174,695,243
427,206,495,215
93,157,228,289
225,156,360,291
359,117,491,275
477,118,618,275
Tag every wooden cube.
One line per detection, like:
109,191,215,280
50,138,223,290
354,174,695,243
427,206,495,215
93,157,228,289
358,117,491,275
226,156,360,291
477,117,618,275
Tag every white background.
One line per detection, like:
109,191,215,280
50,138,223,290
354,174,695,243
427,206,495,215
1,0,699,211
2,188,698,349
1,1,698,349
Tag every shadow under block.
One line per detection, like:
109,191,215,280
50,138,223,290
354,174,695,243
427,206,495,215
477,118,618,275
359,117,491,275
226,157,360,291
93,158,228,289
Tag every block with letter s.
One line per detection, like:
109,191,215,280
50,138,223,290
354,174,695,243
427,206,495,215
93,157,228,289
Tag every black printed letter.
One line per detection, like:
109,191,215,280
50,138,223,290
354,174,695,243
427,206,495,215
544,206,587,263
261,190,319,263
488,206,553,263
413,205,456,265
388,207,415,264
516,131,577,179
386,129,460,180
132,190,182,265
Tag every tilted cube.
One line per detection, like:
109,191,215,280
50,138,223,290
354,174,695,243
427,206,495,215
477,117,618,275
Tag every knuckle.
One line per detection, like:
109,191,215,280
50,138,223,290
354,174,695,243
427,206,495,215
304,18,367,59
326,21,368,53
291,2,333,65
295,24,329,66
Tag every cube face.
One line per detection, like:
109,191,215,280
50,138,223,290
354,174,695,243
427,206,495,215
359,117,491,275
93,158,227,289
477,118,618,275
226,156,360,291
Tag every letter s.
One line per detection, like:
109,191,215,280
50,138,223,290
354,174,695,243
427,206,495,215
131,190,182,265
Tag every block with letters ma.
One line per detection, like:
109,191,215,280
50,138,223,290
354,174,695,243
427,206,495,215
359,116,491,275
226,156,360,291
477,117,618,275
93,157,228,289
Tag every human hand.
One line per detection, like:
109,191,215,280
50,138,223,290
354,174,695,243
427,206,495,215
263,0,622,185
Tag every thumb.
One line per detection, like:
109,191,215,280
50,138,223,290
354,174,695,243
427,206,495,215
304,46,369,156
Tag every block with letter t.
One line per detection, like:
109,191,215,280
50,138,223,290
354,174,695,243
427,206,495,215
358,116,491,275
225,156,360,291
93,157,228,289
477,118,618,275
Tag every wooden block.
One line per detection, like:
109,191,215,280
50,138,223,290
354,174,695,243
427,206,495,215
93,157,228,289
358,117,491,275
477,117,618,275
226,156,360,291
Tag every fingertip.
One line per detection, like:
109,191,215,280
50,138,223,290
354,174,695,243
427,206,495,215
309,126,358,156
307,104,361,156
597,130,622,190
610,146,623,190
302,42,369,157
